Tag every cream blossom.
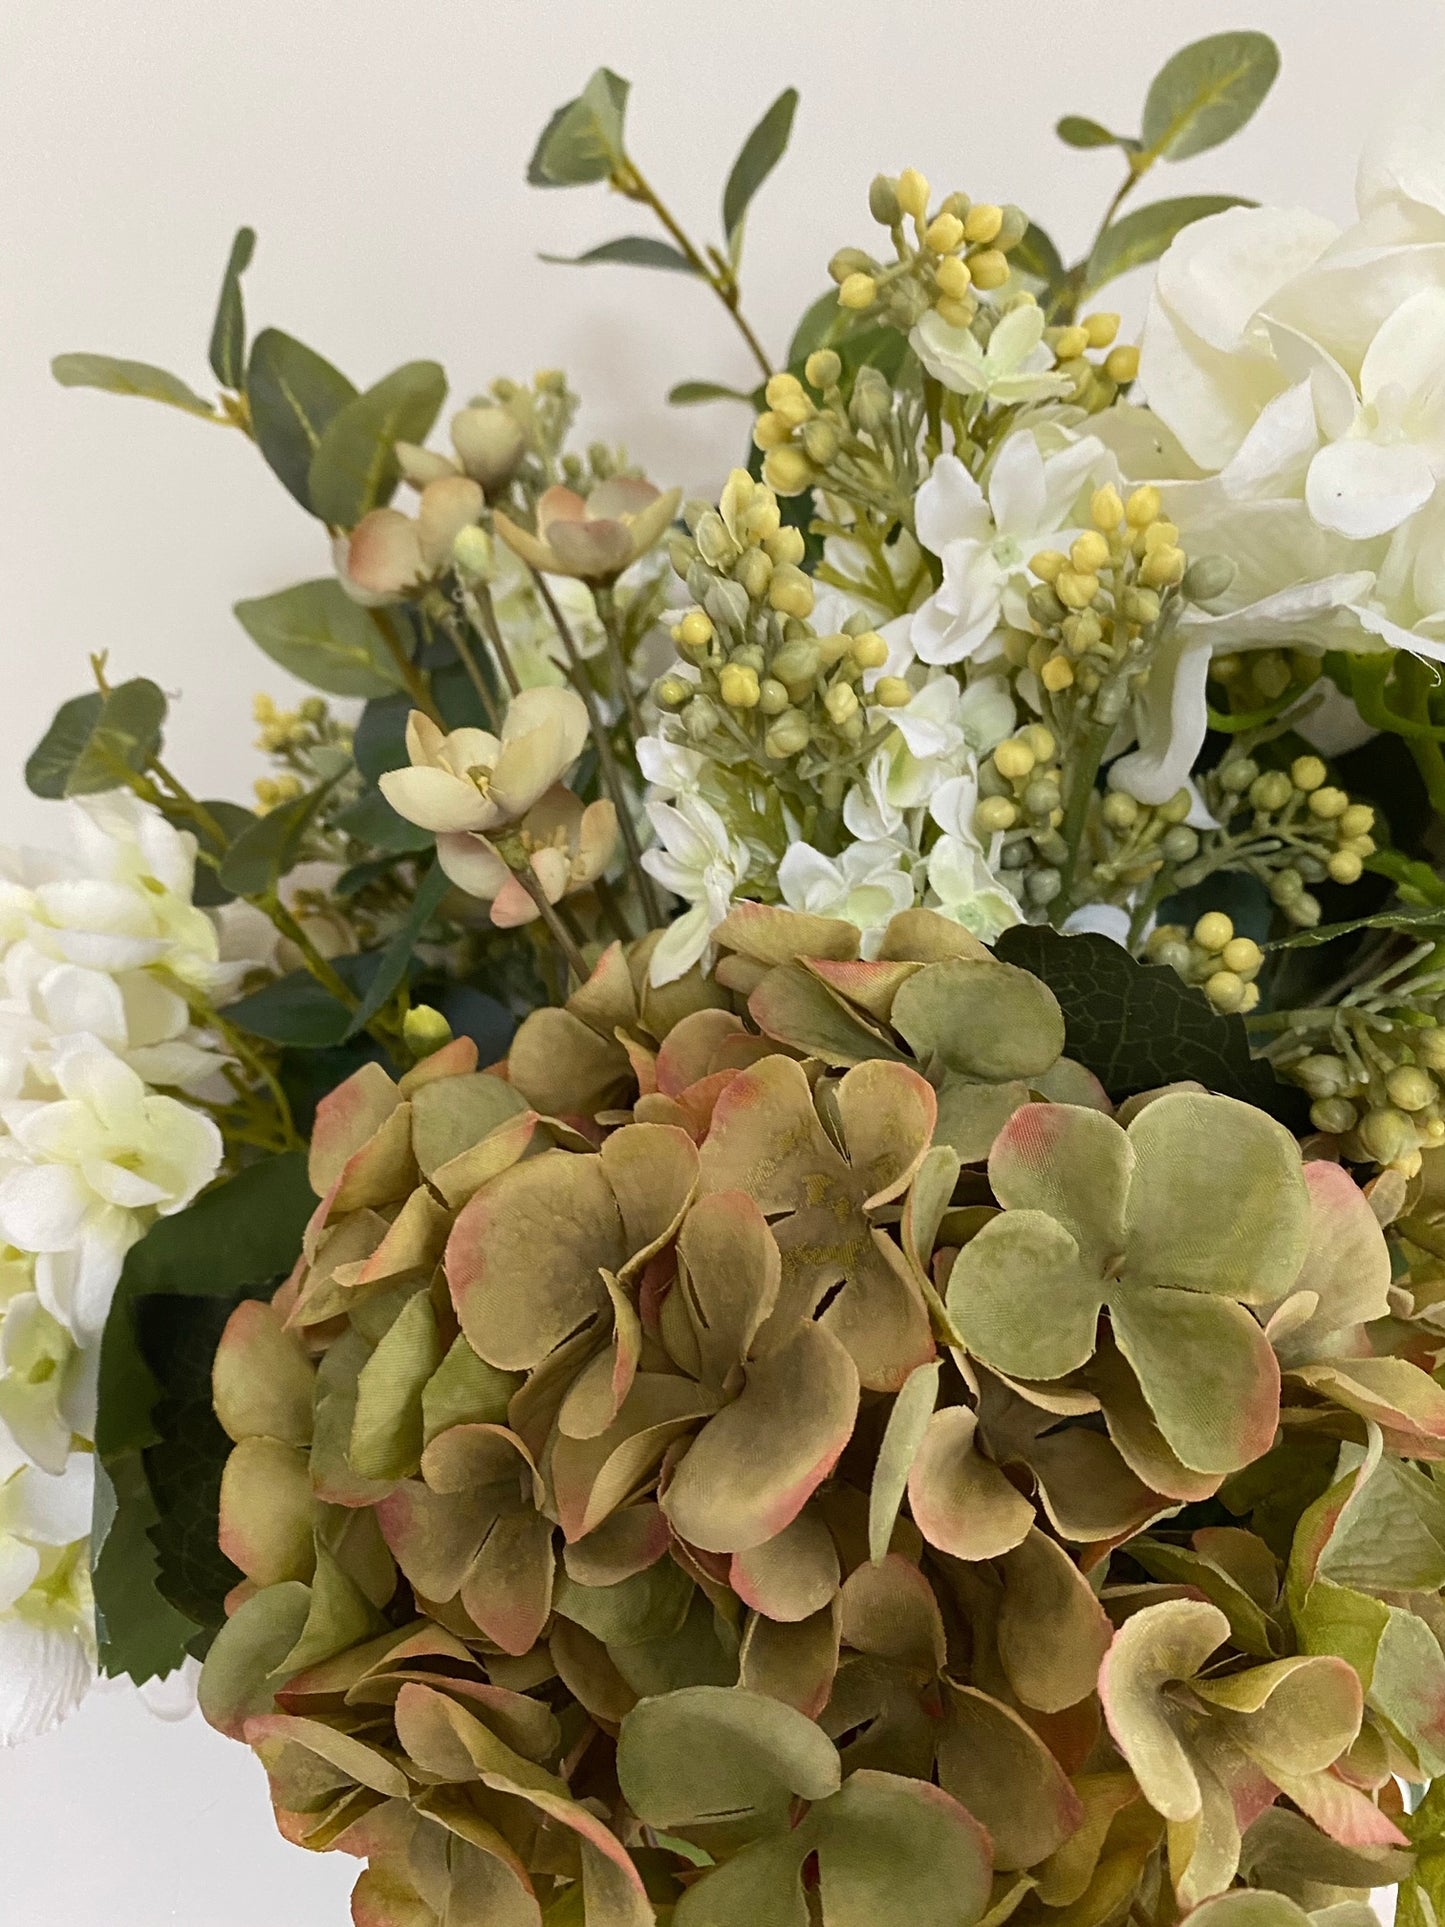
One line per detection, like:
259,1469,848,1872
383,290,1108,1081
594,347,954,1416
345,475,484,602
909,434,1114,665
379,688,590,836
642,795,751,986
396,402,529,495
911,301,1074,407
494,478,681,584
436,788,618,927
777,840,916,951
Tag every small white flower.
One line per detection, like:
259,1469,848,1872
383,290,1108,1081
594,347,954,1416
910,436,1113,665
636,733,706,801
924,774,1024,943
778,840,916,953
911,302,1075,406
642,796,751,986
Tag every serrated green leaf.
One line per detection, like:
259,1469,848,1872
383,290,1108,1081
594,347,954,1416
1009,221,1067,292
667,379,758,407
528,68,630,187
223,968,355,1047
993,925,1307,1127
344,861,449,1039
208,226,255,389
1086,195,1253,293
233,577,408,698
245,328,357,513
722,88,799,254
217,777,337,896
307,360,447,529
1141,30,1281,163
1056,115,1124,149
543,235,702,274
51,353,216,418
1269,902,1445,950
25,679,167,799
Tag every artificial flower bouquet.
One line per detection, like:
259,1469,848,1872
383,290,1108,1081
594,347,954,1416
11,25,1445,1926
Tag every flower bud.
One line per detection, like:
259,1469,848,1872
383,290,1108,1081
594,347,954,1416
849,366,893,435
1040,654,1074,692
684,694,720,741
694,509,736,569
1327,849,1364,885
1182,556,1236,603
802,418,841,466
702,575,751,632
403,1005,454,1058
1291,756,1327,793
828,246,875,284
753,410,793,450
1205,970,1246,1014
934,255,974,301
838,272,878,310
1070,531,1110,573
765,710,811,757
976,795,1018,834
1027,584,1067,628
676,610,715,652
825,681,860,726
733,548,775,601
1120,586,1161,626
764,526,806,568
1359,1106,1418,1166
450,406,527,489
850,631,890,670
1090,485,1125,532
772,639,820,684
1105,345,1141,384
1139,545,1185,589
1101,791,1138,831
874,676,912,708
1026,868,1063,906
451,524,495,579
652,675,692,711
1052,325,1090,362
768,565,816,618
763,447,814,498
925,212,965,253
1056,569,1100,609
1125,485,1162,528
1307,785,1348,821
1193,912,1234,954
896,168,931,220
869,174,903,225
963,203,1004,245
718,663,761,709
969,250,1010,290
758,676,790,715
805,349,842,390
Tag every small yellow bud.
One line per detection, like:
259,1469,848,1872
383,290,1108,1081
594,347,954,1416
1084,311,1121,349
1021,725,1058,763
1307,785,1349,820
850,631,890,670
993,740,1037,781
1070,531,1111,573
764,525,806,567
1193,912,1234,954
1141,520,1180,555
1030,549,1067,584
758,676,790,715
752,410,793,451
874,676,913,707
1125,485,1162,528
935,254,974,299
719,663,762,708
677,610,714,650
653,675,692,711
767,564,815,618
1053,325,1090,362
762,447,814,497
935,295,977,330
1102,791,1139,830
976,796,1019,834
1290,755,1327,793
805,349,842,390
1139,545,1185,589
1327,849,1364,885
924,212,965,252
1091,485,1126,532
403,1005,454,1058
969,250,1010,291
253,693,278,722
838,272,878,310
734,549,774,601
896,168,931,220
963,202,1004,245
1205,970,1246,1014
1105,345,1141,384
1339,803,1376,839
1388,1066,1437,1113
1039,654,1075,692
765,372,806,410
1222,937,1262,977
825,681,860,726
1056,568,1100,609
765,710,810,758
775,392,814,430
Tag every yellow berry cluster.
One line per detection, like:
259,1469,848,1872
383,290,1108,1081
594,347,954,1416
1205,752,1378,915
253,692,330,755
1146,912,1265,1016
1290,1027,1445,1177
1043,316,1140,410
827,169,1030,333
658,470,895,767
1210,648,1323,715
254,771,305,813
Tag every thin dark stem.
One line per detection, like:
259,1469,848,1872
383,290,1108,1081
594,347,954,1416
592,581,645,743
465,580,522,700
429,598,502,731
369,609,446,728
508,858,590,984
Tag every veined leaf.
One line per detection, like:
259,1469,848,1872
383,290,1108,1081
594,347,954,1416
787,289,845,369
217,776,338,896
542,235,702,275
191,800,259,908
233,577,408,698
1056,115,1125,150
1009,220,1066,292
245,328,357,514
307,360,447,529
1086,194,1253,292
225,967,355,1047
51,353,215,419
668,379,759,407
208,226,256,389
722,87,799,255
25,679,167,799
1269,902,1445,950
1141,30,1280,163
528,68,630,187
344,860,450,1039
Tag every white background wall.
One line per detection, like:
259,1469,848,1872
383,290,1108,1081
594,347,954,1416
0,1,1438,1919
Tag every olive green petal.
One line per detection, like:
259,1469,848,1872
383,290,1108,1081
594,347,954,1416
891,957,1064,1081
1111,1286,1280,1475
907,1407,1033,1561
938,1682,1086,1871
836,1058,938,1206
948,1211,1105,1382
987,1103,1130,1266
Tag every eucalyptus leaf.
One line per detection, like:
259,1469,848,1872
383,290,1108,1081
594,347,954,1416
234,578,408,698
1141,30,1281,162
307,360,448,529
543,236,702,275
1056,115,1124,149
224,968,355,1048
528,69,630,187
1008,221,1066,292
208,225,256,389
191,800,259,908
787,289,845,369
51,353,216,419
722,88,799,254
1270,903,1445,950
1087,195,1253,293
25,679,167,799
344,861,450,1039
245,328,357,513
217,777,338,896
667,380,759,407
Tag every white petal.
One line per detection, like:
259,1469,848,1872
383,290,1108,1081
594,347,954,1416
1359,286,1445,460
986,432,1047,539
0,1538,40,1614
0,1164,90,1253
646,904,713,988
778,844,844,914
0,1613,95,1745
1219,381,1321,501
378,766,489,834
1154,204,1339,354
1306,439,1436,540
435,832,510,904
1357,76,1445,220
2,1453,93,1545
1108,630,1214,806
139,1655,200,1722
37,966,126,1046
915,454,989,554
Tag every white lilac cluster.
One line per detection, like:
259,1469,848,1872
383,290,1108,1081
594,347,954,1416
0,792,240,1744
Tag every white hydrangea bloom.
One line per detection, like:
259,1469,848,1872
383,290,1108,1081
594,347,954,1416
0,793,230,1745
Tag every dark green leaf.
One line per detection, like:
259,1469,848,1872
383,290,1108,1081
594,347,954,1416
1141,31,1281,162
353,693,411,783
722,88,799,252
527,68,630,187
217,777,337,896
307,360,448,529
208,226,256,389
51,353,216,418
543,236,703,275
787,289,845,369
191,800,259,908
1086,195,1253,293
25,679,167,799
1269,903,1445,951
93,1155,315,1679
993,925,1307,1127
334,785,434,853
1056,115,1124,149
224,967,354,1047
234,578,408,698
1009,221,1067,292
245,328,357,513
1367,849,1445,907
667,379,759,407
344,861,450,1039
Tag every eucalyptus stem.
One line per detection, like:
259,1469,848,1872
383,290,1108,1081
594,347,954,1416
531,569,663,927
464,579,523,699
429,597,502,731
507,858,590,984
591,581,646,743
369,608,446,728
211,1013,301,1149
1053,716,1115,921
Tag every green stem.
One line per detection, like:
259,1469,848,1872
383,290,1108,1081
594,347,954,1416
428,597,502,731
465,580,522,699
1052,153,1152,323
1396,654,1445,812
507,857,590,984
591,581,646,744
1052,717,1115,921
370,608,445,728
